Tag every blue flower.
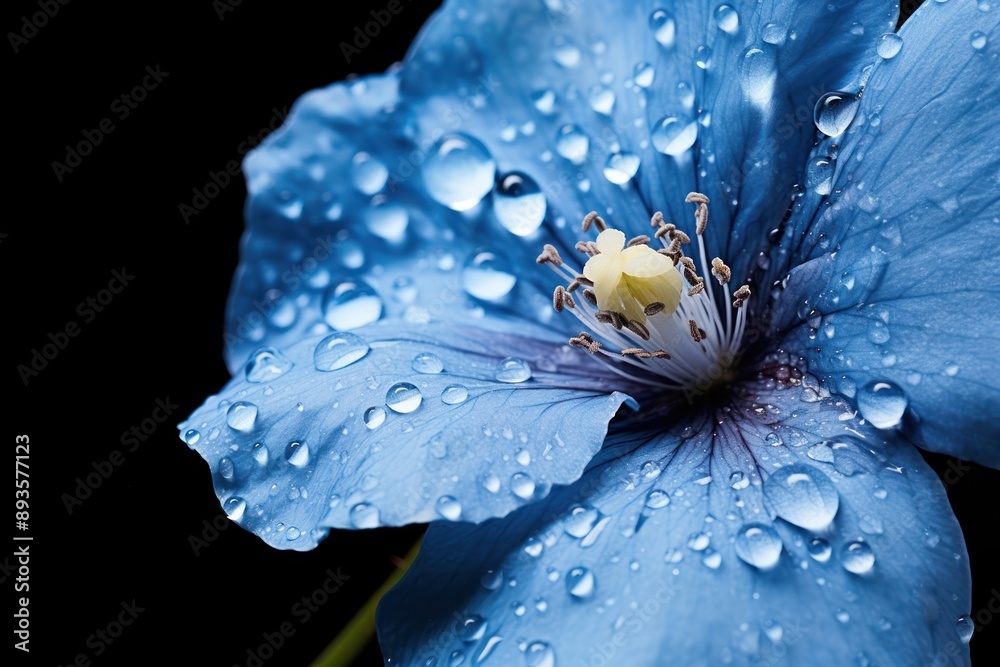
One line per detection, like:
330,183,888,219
180,0,999,664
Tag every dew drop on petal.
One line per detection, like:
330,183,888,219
386,382,422,414
956,616,975,643
412,353,444,374
633,62,656,87
495,357,532,383
184,429,201,446
565,567,595,599
877,33,903,59
763,465,839,531
364,198,409,243
807,537,832,563
462,251,517,301
701,548,722,569
423,134,496,211
245,348,293,383
442,384,469,405
603,152,641,185
457,614,487,642
555,124,590,164
564,505,600,538
252,442,269,465
350,502,380,529
364,406,386,430
814,92,860,137
762,22,786,44
285,441,309,467
687,532,710,551
224,496,246,521
525,641,555,667
651,114,698,155
314,332,370,371
645,489,670,509
218,457,235,480
714,4,739,34
841,541,875,574
481,568,503,590
322,281,383,330
226,401,259,431
350,152,389,195
511,472,536,499
857,380,907,429
436,495,462,520
739,46,776,106
494,171,546,236
807,157,834,195
649,9,676,47
588,85,616,116
734,523,783,569
970,31,988,49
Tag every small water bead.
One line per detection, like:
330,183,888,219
441,384,469,405
555,125,589,164
857,380,907,429
423,134,496,211
552,38,581,67
481,569,504,591
322,281,383,330
762,22,786,44
649,9,676,47
285,441,310,467
245,348,293,383
694,45,712,69
971,31,988,50
588,85,615,115
687,532,710,551
462,251,517,301
436,495,462,520
603,152,641,185
252,443,269,465
531,89,556,115
814,91,860,137
494,172,546,236
565,567,596,599
714,4,739,34
495,357,532,383
734,523,783,570
524,641,556,667
184,429,201,446
645,489,670,509
701,549,722,569
386,382,422,414
956,616,975,643
652,114,698,155
350,502,380,529
218,457,235,480
841,541,875,574
412,353,444,374
877,33,903,59
455,613,488,643
564,505,600,538
223,497,246,521
511,472,536,499
730,471,750,490
350,152,389,195
764,465,839,531
482,473,501,493
364,406,386,430
226,401,258,431
633,62,655,88
808,538,833,563
314,332,370,372
364,199,409,242
807,157,835,195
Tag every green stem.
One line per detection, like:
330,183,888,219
310,538,423,667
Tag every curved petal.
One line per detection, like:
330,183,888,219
179,322,637,551
773,0,1000,467
379,383,971,666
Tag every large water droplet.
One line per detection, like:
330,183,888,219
462,251,517,301
386,382,422,414
184,429,201,446
633,62,655,87
588,85,616,116
762,22,786,44
649,9,676,47
807,537,832,563
226,401,259,431
314,332,370,371
364,406,386,430
877,33,903,58
218,457,235,480
412,353,444,374
350,152,389,195
441,384,469,405
807,157,835,195
555,125,589,164
364,198,409,243
350,502,380,528
857,380,907,429
436,495,462,520
245,348,293,383
253,442,269,465
956,616,975,643
457,614,487,642
564,505,600,538
565,567,595,599
285,440,310,467
739,46,776,106
603,152,641,185
423,134,496,211
714,4,739,34
651,114,698,155
511,472,536,499
841,540,875,574
644,489,670,509
525,642,555,667
764,465,839,530
495,357,532,383
224,496,246,521
323,281,382,330
814,92,860,137
494,172,546,236
734,523,783,569
970,31,987,50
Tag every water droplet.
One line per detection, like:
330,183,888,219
285,441,309,467
588,85,616,115
495,357,532,383
633,62,655,87
364,406,386,430
313,332,370,372
437,495,462,520
184,429,201,446
807,156,835,195
694,45,713,69
603,152,641,185
218,457,235,480
857,380,907,429
531,88,556,115
285,526,301,541
762,22,786,44
525,641,555,667
462,251,517,301
252,442,269,465
877,33,903,58
350,502,380,529
412,353,444,374
481,568,503,590
511,472,535,499
457,614,487,642
956,616,975,643
423,134,496,211
565,567,595,599
764,465,839,530
701,548,722,569
322,281,383,330
350,152,389,195
739,46,776,106
651,114,698,155
226,401,258,432
649,9,676,47
734,523,783,569
687,532,710,551
814,92,860,137
730,471,750,489
555,125,589,164
364,198,409,243
971,31,988,49
841,541,875,574
645,489,670,509
714,4,739,34
564,505,600,538
494,172,546,236
224,496,246,521
245,348,293,383
386,382,422,414
482,473,501,493
441,384,469,405
807,537,832,563
836,609,851,623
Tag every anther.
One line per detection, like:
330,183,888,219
564,292,576,309
569,335,602,354
582,211,607,233
609,311,625,330
711,258,731,285
671,229,691,245
627,235,651,247
685,192,710,205
595,310,613,324
654,225,672,240
575,274,593,287
626,319,651,340
684,267,702,286
695,203,709,235
582,289,597,305
622,348,652,358
687,282,705,297
553,286,566,312
689,319,706,343
536,244,563,266
650,211,664,228
732,284,751,308
650,350,671,359
643,302,665,316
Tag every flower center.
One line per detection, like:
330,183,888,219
537,192,751,392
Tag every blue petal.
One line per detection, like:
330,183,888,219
403,0,898,283
773,0,1000,467
379,383,970,666
178,322,635,550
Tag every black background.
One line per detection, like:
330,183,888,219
6,1,998,666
